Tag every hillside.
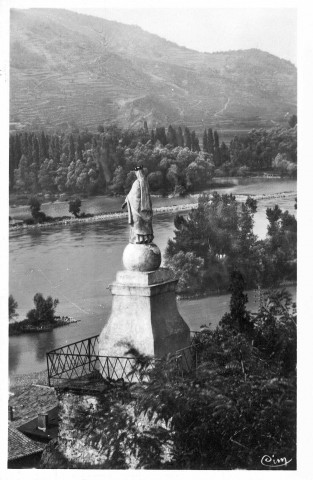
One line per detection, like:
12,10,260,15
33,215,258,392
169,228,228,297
10,8,297,134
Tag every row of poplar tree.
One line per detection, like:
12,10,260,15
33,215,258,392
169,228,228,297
9,123,296,195
9,124,225,195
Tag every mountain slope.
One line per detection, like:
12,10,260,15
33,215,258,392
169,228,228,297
10,8,297,132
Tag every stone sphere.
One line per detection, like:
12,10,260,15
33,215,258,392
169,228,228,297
123,243,161,272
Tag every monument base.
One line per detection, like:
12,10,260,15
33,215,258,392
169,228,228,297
98,268,190,362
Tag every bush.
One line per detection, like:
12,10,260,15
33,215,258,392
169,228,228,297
69,198,82,218
28,196,47,223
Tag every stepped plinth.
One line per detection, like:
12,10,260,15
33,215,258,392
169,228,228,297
98,168,190,378
98,264,190,360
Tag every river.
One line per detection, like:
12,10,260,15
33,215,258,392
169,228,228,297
9,178,297,375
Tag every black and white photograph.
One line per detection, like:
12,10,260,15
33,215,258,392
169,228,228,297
2,0,310,474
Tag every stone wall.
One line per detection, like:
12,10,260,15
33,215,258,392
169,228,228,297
40,384,172,469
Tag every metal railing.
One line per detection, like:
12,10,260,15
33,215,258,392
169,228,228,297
46,331,210,387
46,335,100,386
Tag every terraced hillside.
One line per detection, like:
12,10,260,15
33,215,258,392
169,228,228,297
10,8,297,133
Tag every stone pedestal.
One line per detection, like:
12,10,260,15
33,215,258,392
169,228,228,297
98,268,190,360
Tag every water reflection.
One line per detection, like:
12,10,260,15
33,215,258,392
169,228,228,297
34,330,57,362
8,342,21,374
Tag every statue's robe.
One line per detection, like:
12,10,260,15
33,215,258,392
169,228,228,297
125,176,154,244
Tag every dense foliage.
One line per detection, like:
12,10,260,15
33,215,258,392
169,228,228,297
26,293,59,325
130,288,296,469
227,126,297,175
9,124,297,198
42,286,296,470
165,193,297,294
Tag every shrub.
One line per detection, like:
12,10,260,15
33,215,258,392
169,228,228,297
69,198,82,218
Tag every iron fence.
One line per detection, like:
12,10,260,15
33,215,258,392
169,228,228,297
46,331,210,387
46,335,99,386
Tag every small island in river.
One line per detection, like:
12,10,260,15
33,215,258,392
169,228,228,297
9,315,79,336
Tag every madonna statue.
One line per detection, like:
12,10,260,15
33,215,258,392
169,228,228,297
122,165,154,244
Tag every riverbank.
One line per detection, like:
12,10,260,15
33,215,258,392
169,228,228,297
9,180,238,208
177,280,297,301
9,191,296,233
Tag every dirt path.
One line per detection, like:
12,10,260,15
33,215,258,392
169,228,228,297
214,97,230,116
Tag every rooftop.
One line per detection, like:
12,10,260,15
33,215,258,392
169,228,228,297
8,425,43,462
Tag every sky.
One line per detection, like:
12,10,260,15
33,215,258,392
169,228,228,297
71,7,297,65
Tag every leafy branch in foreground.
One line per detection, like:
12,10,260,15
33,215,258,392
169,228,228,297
129,287,296,469
40,284,296,470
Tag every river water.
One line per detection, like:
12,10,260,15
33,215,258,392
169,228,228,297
9,178,297,375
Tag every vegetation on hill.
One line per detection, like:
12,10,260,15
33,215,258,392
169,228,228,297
165,193,297,294
10,9,296,131
9,124,297,199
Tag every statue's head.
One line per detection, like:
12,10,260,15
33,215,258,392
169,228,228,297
134,165,144,179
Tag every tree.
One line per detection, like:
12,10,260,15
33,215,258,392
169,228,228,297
207,128,214,154
29,196,46,222
110,166,126,194
38,158,57,192
202,129,208,152
39,131,48,162
26,293,59,325
31,136,40,169
177,126,184,147
213,130,221,166
288,114,297,128
167,125,178,147
190,131,200,152
253,289,296,374
68,134,76,164
76,135,84,161
69,198,82,218
272,153,296,177
185,155,213,191
167,251,204,293
147,171,164,191
221,270,252,333
9,295,18,320
14,154,32,192
220,142,230,165
55,153,70,192
263,205,297,286
155,127,167,146
184,127,191,150
165,193,260,293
